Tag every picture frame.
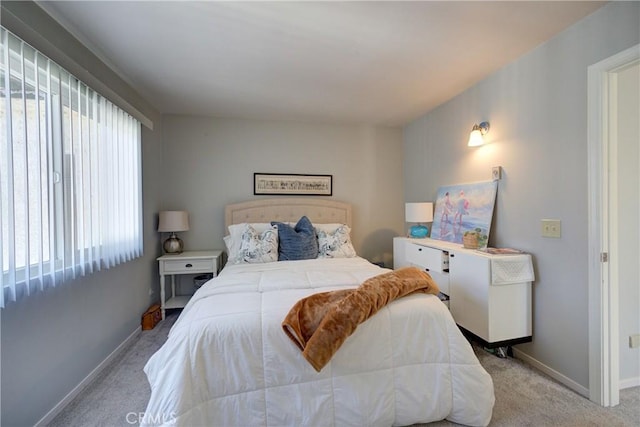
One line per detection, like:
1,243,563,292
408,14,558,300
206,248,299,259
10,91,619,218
430,180,498,247
253,173,333,196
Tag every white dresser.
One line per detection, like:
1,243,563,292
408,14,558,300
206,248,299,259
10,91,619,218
394,237,535,348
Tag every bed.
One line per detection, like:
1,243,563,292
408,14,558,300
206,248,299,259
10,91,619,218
142,199,494,426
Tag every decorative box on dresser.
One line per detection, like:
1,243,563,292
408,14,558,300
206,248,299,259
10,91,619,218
393,237,535,350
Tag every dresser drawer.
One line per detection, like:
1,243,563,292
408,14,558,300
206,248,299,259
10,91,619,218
405,243,447,273
428,270,450,296
162,259,214,273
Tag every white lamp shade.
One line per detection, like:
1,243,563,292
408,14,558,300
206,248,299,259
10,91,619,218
158,211,190,232
468,129,484,147
405,202,433,223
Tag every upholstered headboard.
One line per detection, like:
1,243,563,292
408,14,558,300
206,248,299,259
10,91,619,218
225,198,352,231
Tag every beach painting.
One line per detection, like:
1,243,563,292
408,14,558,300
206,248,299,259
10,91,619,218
430,181,498,247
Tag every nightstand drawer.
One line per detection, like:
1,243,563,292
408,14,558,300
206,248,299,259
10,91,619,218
163,259,214,273
406,243,447,273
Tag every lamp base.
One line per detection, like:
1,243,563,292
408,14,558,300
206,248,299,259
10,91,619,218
163,233,184,254
409,224,429,238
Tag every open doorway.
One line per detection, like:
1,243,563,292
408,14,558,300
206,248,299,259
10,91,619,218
588,44,640,407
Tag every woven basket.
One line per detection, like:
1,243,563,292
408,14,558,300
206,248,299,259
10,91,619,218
463,233,479,249
142,304,161,330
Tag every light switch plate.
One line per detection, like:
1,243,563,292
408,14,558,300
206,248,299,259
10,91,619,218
541,219,561,238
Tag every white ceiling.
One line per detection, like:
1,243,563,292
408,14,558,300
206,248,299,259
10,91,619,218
38,1,606,126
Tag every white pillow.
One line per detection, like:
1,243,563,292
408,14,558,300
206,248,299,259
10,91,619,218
225,223,274,261
314,223,345,234
233,224,278,264
317,224,356,258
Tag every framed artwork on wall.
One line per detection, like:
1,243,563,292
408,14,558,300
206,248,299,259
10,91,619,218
254,173,333,196
430,180,498,247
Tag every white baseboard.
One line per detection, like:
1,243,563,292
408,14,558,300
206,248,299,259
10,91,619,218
512,348,590,397
620,377,640,389
34,326,142,427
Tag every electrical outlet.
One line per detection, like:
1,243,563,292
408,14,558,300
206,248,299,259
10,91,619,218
541,219,561,238
630,334,640,349
492,166,502,181
148,288,154,296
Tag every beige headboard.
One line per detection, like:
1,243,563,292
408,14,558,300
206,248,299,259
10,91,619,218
225,198,352,231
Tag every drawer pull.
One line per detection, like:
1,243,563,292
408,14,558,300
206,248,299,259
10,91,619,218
185,263,193,268
418,248,422,251
450,254,455,258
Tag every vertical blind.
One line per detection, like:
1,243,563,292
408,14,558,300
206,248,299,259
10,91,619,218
0,27,143,308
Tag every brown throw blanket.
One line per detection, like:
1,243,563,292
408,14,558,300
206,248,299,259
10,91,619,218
282,267,440,372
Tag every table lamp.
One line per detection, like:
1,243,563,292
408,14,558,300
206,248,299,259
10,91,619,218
405,202,433,238
158,210,190,254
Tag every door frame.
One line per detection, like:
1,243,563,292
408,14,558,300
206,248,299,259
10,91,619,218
587,43,639,407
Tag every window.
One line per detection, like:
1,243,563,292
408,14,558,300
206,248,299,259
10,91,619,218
0,27,142,308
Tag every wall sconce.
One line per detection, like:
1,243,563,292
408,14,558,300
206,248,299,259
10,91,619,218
158,210,190,254
405,202,433,238
468,121,490,147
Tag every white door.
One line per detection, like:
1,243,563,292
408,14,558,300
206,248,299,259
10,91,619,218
588,44,640,407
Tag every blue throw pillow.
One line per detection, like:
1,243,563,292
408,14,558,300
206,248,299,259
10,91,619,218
271,216,319,261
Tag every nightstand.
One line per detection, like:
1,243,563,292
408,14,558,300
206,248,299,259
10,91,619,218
157,250,222,319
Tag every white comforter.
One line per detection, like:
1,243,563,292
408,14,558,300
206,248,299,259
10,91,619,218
143,257,494,426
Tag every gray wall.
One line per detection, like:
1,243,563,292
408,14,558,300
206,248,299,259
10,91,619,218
162,116,404,268
403,1,639,390
0,3,164,426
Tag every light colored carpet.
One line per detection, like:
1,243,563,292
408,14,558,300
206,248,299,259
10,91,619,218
49,312,639,426
48,313,178,427
421,347,639,427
